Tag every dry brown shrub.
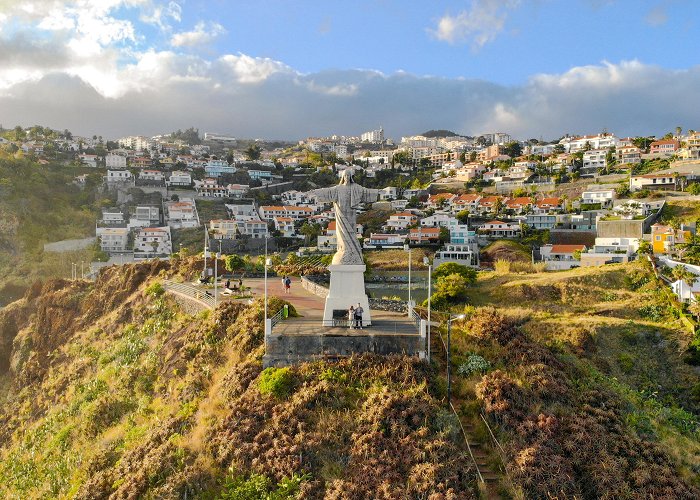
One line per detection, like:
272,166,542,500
468,307,521,345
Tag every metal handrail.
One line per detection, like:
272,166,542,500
163,279,216,309
270,309,283,329
409,308,422,330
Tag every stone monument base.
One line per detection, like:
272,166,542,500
323,264,372,326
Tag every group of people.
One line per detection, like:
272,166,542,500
281,276,292,294
348,303,364,329
224,278,243,292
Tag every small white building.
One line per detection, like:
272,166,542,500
582,149,608,173
106,170,133,184
274,217,297,238
139,170,164,182
629,174,676,192
364,233,406,248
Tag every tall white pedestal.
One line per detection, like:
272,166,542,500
323,264,372,326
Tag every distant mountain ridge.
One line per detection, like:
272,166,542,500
420,129,470,138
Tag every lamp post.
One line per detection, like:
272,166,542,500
214,240,222,309
264,230,269,323
404,243,412,305
446,314,466,405
423,256,432,362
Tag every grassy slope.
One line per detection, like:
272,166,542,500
480,240,531,264
0,259,476,498
0,158,109,300
443,262,700,497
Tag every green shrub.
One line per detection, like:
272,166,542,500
219,470,309,500
617,353,634,374
145,281,165,297
457,354,491,377
258,367,294,399
638,304,666,321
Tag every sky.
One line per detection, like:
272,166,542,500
0,0,699,141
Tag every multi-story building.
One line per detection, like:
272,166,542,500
195,178,228,198
166,199,199,229
540,244,586,270
238,219,268,238
617,146,642,166
129,206,160,229
167,171,192,187
582,149,607,174
649,139,680,157
433,242,479,267
559,133,619,153
581,189,616,208
274,217,296,238
205,159,235,177
100,208,126,226
259,205,314,221
210,219,239,239
106,169,133,184
134,227,172,257
96,227,130,254
651,223,693,254
139,170,164,182
360,127,384,143
105,153,127,169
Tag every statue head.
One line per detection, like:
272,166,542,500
339,168,355,185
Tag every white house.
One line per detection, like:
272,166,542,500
378,186,399,200
205,159,235,177
364,233,406,248
106,153,127,169
79,154,98,168
106,170,133,184
139,170,164,182
581,189,616,208
477,220,521,238
384,212,418,231
540,244,586,270
166,199,200,229
582,149,607,173
421,214,459,228
134,227,172,257
227,184,249,198
96,227,130,254
434,243,479,267
167,170,192,187
274,217,297,238
100,208,126,226
128,206,160,229
629,174,676,192
226,203,258,218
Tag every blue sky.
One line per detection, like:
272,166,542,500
0,0,699,139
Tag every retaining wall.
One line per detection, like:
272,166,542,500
263,332,425,367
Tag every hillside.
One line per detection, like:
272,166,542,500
0,259,476,498
442,262,700,497
0,158,109,304
0,257,697,497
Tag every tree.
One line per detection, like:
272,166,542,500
672,265,696,286
225,254,245,273
553,143,565,154
299,222,322,246
245,144,262,161
469,151,477,162
439,226,450,243
433,262,477,285
637,239,652,256
456,209,470,224
687,183,700,195
502,141,522,158
493,198,504,216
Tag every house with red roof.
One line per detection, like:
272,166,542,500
504,196,533,214
409,226,441,244
384,212,418,231
540,244,587,270
476,196,502,215
535,197,564,214
452,193,481,213
649,139,680,157
427,192,457,209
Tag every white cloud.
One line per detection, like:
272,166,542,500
430,0,521,48
218,54,292,84
170,20,226,47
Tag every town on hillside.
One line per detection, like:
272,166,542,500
4,125,700,303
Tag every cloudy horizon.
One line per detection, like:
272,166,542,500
1,1,698,141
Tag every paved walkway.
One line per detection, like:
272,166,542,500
243,277,418,336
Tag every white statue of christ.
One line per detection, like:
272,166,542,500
311,169,380,265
